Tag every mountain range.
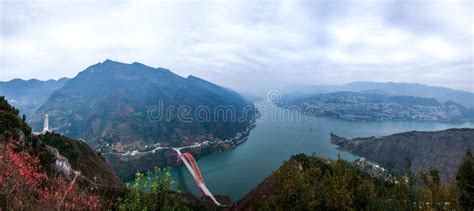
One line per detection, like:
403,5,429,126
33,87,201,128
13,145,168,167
279,91,474,122
0,78,69,116
2,95,473,210
2,65,474,209
285,81,474,108
3,60,473,181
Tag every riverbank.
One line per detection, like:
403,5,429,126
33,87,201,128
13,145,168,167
102,120,257,181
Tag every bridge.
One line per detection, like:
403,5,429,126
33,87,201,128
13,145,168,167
92,144,224,206
33,113,224,206
173,148,223,207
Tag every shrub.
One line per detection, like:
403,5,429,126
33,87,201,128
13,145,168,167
0,141,47,209
38,173,101,210
0,140,101,210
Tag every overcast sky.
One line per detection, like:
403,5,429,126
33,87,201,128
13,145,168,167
1,0,473,94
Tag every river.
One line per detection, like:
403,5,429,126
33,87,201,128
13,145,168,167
170,102,474,201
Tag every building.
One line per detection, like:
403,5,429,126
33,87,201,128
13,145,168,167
41,114,50,134
33,114,50,135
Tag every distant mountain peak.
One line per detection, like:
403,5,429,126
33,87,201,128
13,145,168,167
103,58,118,64
91,60,168,72
101,59,127,66
131,61,145,66
187,75,205,81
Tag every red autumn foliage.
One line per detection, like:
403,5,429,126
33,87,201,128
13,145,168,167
0,141,47,209
0,142,47,186
38,175,101,210
0,141,101,210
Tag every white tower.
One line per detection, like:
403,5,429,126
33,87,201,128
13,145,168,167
42,114,50,134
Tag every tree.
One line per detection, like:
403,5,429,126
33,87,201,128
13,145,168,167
401,156,416,210
418,167,456,209
456,147,474,210
117,168,190,211
268,154,394,210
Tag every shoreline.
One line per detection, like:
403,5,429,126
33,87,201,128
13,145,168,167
102,120,257,157
102,118,258,181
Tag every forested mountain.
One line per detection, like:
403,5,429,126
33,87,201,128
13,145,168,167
30,60,256,152
228,153,473,210
331,128,474,181
0,96,123,209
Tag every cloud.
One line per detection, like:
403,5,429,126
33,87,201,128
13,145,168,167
0,0,472,94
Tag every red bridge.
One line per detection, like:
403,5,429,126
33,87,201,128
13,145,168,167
178,152,205,185
174,149,222,206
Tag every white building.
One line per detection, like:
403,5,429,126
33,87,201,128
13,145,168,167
33,114,50,135
42,114,50,134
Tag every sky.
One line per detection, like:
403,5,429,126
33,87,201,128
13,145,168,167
0,0,473,94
